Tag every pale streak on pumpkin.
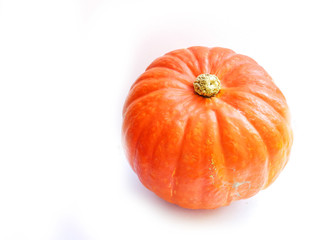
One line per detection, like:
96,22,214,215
170,169,176,197
209,158,217,185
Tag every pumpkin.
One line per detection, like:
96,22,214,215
122,46,293,209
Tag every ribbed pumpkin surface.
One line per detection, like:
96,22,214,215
122,46,293,209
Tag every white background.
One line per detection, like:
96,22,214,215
1,0,332,239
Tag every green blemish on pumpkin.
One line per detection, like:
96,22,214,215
233,181,251,189
232,181,251,198
209,175,215,184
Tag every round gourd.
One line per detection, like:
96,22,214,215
122,46,293,209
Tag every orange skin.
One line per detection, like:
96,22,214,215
122,46,293,209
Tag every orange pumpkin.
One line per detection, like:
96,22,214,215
122,46,293,209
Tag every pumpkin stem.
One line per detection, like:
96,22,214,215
193,74,221,97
